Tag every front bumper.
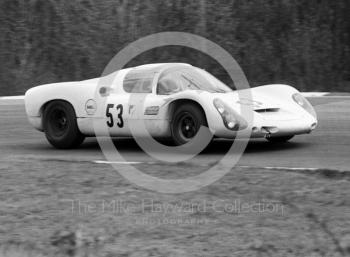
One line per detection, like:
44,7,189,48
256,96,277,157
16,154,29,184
249,118,317,138
213,113,317,139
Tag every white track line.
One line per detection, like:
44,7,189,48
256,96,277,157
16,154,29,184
93,160,143,165
93,161,322,171
239,165,320,171
0,95,24,100
301,92,329,97
311,96,350,98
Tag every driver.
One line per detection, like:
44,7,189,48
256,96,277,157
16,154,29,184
157,77,181,95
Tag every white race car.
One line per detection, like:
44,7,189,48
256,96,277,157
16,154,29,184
25,63,317,149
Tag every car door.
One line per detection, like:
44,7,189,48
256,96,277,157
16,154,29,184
104,93,132,136
104,69,156,137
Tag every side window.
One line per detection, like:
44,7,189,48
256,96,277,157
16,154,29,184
123,78,152,93
123,70,154,93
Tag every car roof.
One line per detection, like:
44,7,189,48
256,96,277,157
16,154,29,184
130,63,192,73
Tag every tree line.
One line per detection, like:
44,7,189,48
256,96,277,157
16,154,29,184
0,0,349,95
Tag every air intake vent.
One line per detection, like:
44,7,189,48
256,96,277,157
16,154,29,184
255,108,280,113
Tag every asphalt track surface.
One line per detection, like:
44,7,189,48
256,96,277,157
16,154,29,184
0,96,349,172
0,96,350,256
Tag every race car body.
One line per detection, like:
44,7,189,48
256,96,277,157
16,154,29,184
25,63,317,148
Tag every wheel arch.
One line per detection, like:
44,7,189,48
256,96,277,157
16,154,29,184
168,99,208,124
40,99,77,117
31,99,78,132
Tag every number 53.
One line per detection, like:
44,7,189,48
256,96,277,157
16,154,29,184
106,104,124,128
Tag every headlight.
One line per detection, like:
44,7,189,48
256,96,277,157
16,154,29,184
292,93,317,118
213,99,248,131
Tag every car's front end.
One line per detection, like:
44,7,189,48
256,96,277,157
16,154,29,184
204,85,318,140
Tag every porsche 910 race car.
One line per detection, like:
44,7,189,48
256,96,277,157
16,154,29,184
25,63,317,149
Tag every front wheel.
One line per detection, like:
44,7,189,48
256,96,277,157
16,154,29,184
43,101,85,149
266,135,294,143
171,103,208,145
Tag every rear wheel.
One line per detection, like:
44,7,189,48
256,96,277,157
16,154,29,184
171,103,208,145
266,135,294,143
43,101,85,149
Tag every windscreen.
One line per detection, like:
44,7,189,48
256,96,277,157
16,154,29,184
157,67,232,95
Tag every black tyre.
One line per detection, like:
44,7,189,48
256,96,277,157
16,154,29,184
266,135,294,143
171,103,208,145
43,101,85,149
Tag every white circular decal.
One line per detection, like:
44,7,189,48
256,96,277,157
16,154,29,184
85,99,97,115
